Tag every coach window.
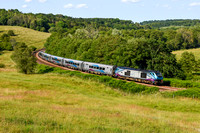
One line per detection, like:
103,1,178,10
125,71,131,76
141,73,147,78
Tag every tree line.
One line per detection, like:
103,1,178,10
0,9,144,33
140,19,200,28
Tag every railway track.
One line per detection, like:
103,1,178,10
34,49,185,92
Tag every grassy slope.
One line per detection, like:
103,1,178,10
172,48,200,61
0,26,51,49
0,26,200,132
0,71,200,133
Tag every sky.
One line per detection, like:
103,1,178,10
0,0,200,22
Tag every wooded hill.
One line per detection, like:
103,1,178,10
1,9,200,79
140,19,200,28
0,9,143,33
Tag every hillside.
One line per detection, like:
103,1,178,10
0,26,200,133
173,48,200,61
1,71,200,132
0,26,51,48
140,19,200,28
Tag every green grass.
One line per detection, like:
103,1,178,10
0,26,200,132
0,51,15,70
0,26,51,48
0,71,200,133
172,48,200,61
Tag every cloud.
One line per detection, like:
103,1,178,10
22,4,28,8
64,4,73,9
76,4,88,8
25,0,32,2
64,3,88,9
189,2,200,6
121,0,140,3
38,0,47,3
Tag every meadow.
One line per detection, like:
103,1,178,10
1,70,200,133
172,48,200,61
0,26,51,49
0,26,200,132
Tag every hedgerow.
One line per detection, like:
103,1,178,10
164,78,200,88
37,65,159,94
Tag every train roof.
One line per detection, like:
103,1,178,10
83,61,114,67
63,58,83,62
117,66,160,73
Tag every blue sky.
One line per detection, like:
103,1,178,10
1,0,200,22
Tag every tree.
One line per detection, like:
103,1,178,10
11,43,37,74
179,51,196,76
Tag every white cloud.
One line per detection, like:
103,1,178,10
64,3,88,9
38,0,47,3
121,0,140,3
25,0,32,2
22,4,28,8
64,4,74,9
189,2,200,6
76,4,88,8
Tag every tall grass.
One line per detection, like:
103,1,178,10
0,71,200,132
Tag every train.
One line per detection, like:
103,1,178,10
38,51,163,85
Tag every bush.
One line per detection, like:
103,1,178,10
36,64,54,74
7,30,15,36
164,78,200,88
0,63,5,68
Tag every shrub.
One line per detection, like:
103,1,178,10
36,64,54,74
7,30,15,36
0,63,5,68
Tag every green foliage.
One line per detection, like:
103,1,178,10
0,33,13,51
164,78,200,88
7,30,15,36
11,43,37,74
0,9,144,33
45,29,182,78
140,19,200,28
36,64,54,74
179,52,196,78
0,63,5,68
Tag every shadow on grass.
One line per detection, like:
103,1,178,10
162,80,171,86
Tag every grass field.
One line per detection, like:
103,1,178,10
172,48,200,61
0,26,200,132
1,71,200,133
0,26,51,49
